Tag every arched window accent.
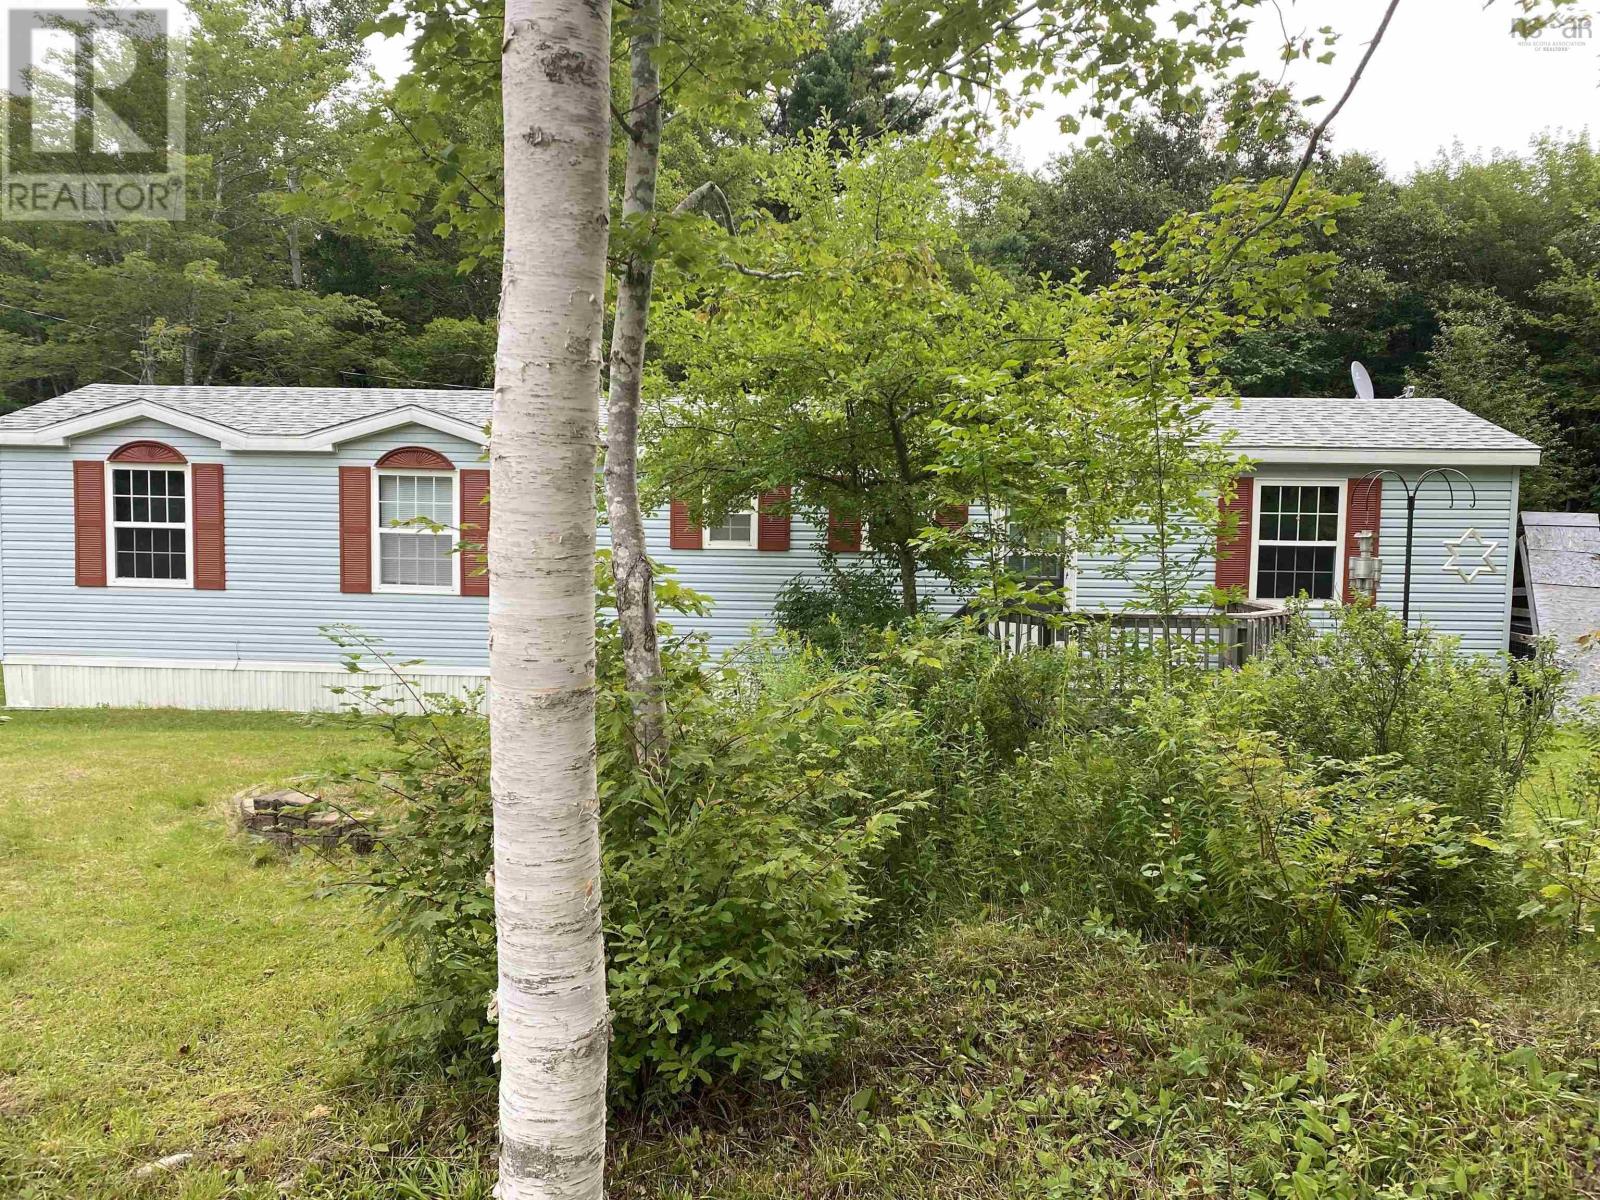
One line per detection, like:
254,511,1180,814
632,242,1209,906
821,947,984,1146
375,446,454,470
109,440,186,464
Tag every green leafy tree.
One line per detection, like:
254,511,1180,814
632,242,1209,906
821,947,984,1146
320,0,825,764
769,18,938,142
378,315,496,389
646,136,1351,615
964,101,1600,507
1408,295,1578,509
969,96,1308,287
0,0,399,406
319,0,1441,757
1533,230,1600,508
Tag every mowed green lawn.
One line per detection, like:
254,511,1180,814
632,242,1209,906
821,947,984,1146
0,709,406,1198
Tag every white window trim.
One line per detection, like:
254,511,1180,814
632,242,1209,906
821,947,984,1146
993,505,1072,583
703,501,760,550
988,505,1077,609
372,468,459,595
1247,477,1347,605
105,460,192,589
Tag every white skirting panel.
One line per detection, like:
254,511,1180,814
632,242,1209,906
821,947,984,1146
2,656,488,713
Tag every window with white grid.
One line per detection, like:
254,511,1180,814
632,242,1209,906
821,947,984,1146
110,466,189,584
1003,518,1066,582
1253,483,1342,601
704,504,757,549
376,472,456,591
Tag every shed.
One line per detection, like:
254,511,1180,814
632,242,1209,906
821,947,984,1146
1515,511,1600,697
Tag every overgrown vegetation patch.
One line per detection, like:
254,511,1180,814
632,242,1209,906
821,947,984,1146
611,921,1600,1198
341,594,1577,1105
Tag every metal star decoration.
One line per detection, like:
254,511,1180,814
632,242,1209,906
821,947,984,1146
1442,527,1500,582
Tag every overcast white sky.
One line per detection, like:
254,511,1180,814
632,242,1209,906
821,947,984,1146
365,0,1600,179
1004,0,1599,173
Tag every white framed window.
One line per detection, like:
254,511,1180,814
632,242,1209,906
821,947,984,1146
704,502,758,549
374,470,458,592
1003,519,1067,582
107,463,191,587
993,507,1077,608
1250,480,1345,602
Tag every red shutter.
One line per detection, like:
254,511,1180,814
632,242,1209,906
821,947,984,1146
934,504,970,529
460,469,489,597
1343,476,1382,603
339,466,372,593
668,499,702,549
192,463,226,590
757,487,791,551
72,461,107,587
1215,475,1254,590
826,508,862,553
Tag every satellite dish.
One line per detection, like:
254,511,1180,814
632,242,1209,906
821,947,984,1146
1351,361,1376,400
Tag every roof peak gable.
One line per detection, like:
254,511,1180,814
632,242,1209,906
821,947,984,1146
0,385,491,450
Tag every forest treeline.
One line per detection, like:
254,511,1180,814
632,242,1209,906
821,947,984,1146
1,0,1594,509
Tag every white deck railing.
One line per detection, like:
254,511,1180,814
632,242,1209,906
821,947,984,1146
962,599,1292,668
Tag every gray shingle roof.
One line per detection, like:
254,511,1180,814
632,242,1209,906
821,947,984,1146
0,383,492,434
0,385,1539,460
1202,396,1538,454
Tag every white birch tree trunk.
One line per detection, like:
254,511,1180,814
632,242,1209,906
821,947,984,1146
491,0,611,1195
604,0,669,767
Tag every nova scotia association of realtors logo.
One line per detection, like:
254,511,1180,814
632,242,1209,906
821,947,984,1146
0,1,185,221
1511,9,1596,53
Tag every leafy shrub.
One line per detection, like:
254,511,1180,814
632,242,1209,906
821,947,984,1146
914,620,1166,757
596,640,921,1102
745,623,1169,927
1241,603,1560,829
331,686,494,1074
772,552,912,655
840,607,1561,969
333,593,1570,1104
953,688,1476,970
1225,604,1562,935
1198,735,1474,968
335,595,920,1106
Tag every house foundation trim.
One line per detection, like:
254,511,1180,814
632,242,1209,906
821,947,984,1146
2,654,487,712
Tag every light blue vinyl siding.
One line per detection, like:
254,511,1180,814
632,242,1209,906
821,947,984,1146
1,418,490,668
1,422,1518,668
1074,521,1209,612
1368,469,1517,653
603,511,968,647
0,416,969,668
1072,465,1519,654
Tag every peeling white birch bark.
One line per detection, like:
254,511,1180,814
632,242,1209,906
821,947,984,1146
492,0,611,1195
